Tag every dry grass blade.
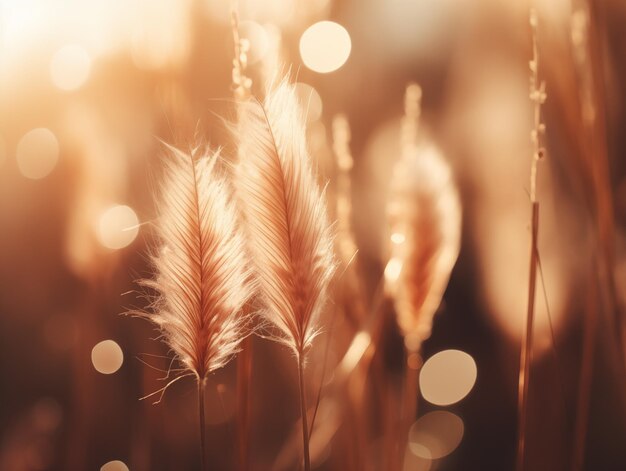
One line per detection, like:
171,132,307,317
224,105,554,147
235,79,336,471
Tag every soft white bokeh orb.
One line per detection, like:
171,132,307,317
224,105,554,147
100,460,129,471
97,205,139,250
419,349,477,406
16,128,59,179
408,411,464,459
91,340,124,375
299,21,351,73
50,44,91,91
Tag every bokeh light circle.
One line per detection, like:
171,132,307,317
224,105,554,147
16,128,59,179
408,411,464,459
299,21,351,73
100,461,129,471
419,349,477,406
91,340,124,374
97,205,139,250
50,44,91,91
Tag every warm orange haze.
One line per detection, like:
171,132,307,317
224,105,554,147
1,1,626,470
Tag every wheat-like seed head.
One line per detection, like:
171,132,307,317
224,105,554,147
385,84,461,350
386,144,461,348
234,79,336,359
143,145,254,381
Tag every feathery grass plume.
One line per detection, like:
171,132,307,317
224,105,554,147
235,80,336,358
235,79,336,471
146,145,253,379
385,84,461,351
142,144,254,470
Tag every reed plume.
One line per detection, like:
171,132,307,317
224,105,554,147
142,145,254,471
235,79,336,471
385,84,461,351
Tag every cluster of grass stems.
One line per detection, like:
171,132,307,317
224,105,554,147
129,5,622,471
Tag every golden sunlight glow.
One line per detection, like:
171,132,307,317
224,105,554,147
299,21,351,73
91,340,124,375
97,205,139,250
16,128,60,179
100,461,129,471
50,44,91,91
294,82,323,123
408,411,464,459
419,349,477,406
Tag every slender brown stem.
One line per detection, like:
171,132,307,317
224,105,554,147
572,269,598,471
198,378,207,471
237,336,253,471
309,313,337,437
384,379,399,471
298,354,311,471
516,202,539,471
571,3,624,468
400,349,421,463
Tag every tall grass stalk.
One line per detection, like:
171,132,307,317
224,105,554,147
516,9,546,471
139,146,253,471
234,80,336,471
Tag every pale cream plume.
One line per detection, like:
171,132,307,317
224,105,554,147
143,145,254,382
235,80,336,358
